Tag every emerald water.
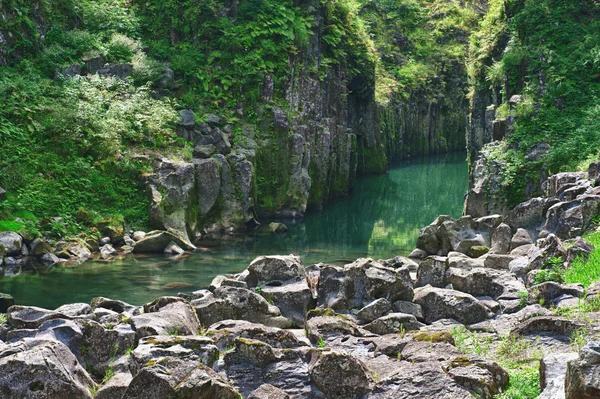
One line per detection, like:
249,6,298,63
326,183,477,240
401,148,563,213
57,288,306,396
0,153,468,308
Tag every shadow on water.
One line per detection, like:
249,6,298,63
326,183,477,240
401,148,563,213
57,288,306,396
0,153,468,308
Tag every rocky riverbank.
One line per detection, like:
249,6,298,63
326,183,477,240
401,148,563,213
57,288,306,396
1,164,600,398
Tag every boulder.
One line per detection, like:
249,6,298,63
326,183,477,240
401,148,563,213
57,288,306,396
357,298,391,323
540,352,579,399
0,339,95,398
589,162,600,186
449,268,525,300
490,223,512,254
164,241,184,255
0,231,22,256
416,256,448,288
132,231,146,241
260,281,314,326
132,230,195,253
91,297,138,314
305,315,360,344
29,238,53,256
132,298,199,339
510,228,533,250
123,358,240,399
99,244,118,260
206,320,306,349
81,320,136,374
309,351,372,399
131,335,219,371
391,301,424,321
208,275,247,291
484,254,519,270
444,355,509,399
246,255,305,286
566,236,595,265
413,286,491,325
195,157,221,218
511,316,584,337
7,306,67,329
566,342,600,399
316,265,353,310
269,222,288,234
363,313,424,335
505,197,556,232
247,384,290,399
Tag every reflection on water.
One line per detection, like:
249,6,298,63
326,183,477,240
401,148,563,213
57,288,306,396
0,153,468,308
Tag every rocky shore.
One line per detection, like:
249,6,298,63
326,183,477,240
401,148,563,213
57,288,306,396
1,164,600,398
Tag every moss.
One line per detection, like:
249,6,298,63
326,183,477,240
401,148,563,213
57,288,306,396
468,246,490,258
306,308,336,320
448,355,473,368
357,143,388,175
413,331,455,345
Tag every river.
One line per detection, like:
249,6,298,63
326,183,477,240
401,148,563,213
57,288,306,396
0,153,468,308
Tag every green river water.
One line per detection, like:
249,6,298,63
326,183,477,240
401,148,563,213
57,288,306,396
0,153,468,308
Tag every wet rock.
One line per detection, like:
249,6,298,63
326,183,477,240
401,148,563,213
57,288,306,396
0,339,95,398
132,230,195,253
0,231,22,256
357,298,391,323
414,286,491,325
540,352,579,399
363,313,424,335
123,357,240,399
416,256,448,288
99,244,118,260
310,351,372,399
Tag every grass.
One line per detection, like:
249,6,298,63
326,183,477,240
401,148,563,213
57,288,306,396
562,231,600,288
451,326,542,399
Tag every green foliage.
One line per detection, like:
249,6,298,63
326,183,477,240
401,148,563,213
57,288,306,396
496,369,540,399
562,232,600,287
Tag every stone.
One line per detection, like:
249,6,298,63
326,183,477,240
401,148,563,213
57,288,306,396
99,237,111,246
246,255,305,285
81,320,136,374
528,282,584,306
123,358,240,399
510,228,534,250
193,144,217,158
309,351,372,399
206,320,306,349
316,265,353,310
164,241,185,255
205,113,224,126
132,231,146,241
305,315,360,344
247,384,290,399
363,313,424,335
447,252,485,269
415,256,448,288
484,254,519,270
408,248,429,259
209,275,247,291
416,224,441,254
91,297,138,314
0,231,22,256
260,281,314,326
132,298,199,339
468,245,490,258
413,286,491,325
449,268,525,300
444,355,509,398
357,298,391,323
565,342,600,399
7,306,67,329
131,335,219,369
55,303,92,317
99,244,118,260
391,301,424,321
589,162,600,186
0,339,95,398
511,316,584,337
29,238,53,256
95,370,132,399
490,223,512,254
195,157,221,217
506,197,556,232
566,236,595,265
132,230,195,253
66,241,92,261
540,352,579,399
269,222,288,234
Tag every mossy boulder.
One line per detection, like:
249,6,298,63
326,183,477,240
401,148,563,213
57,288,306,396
469,246,490,258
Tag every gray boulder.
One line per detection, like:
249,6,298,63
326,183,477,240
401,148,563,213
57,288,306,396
8,306,67,329
416,256,448,288
247,255,306,285
510,228,533,250
363,313,424,335
540,352,579,399
357,298,391,323
310,351,372,399
449,268,525,300
195,157,221,218
132,298,199,339
413,286,491,325
0,339,95,398
248,384,290,399
132,230,195,253
566,342,600,399
0,231,22,256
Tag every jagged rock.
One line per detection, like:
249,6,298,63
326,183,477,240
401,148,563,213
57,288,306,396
195,157,221,218
484,254,519,270
413,286,491,325
511,316,584,337
95,368,132,399
449,268,525,300
528,282,584,306
29,238,52,256
416,256,448,288
34,319,85,363
99,237,111,246
246,255,305,285
444,355,509,399
248,384,290,399
490,305,552,335
510,228,533,250
81,320,136,374
409,248,429,259
357,298,391,323
540,352,579,399
391,301,424,321
99,244,118,260
261,281,314,326
505,197,556,232
363,313,424,335
541,195,600,239
316,265,353,309
545,172,588,198
66,241,92,261
379,256,419,271
566,236,595,264
192,288,291,329
132,230,195,253
310,351,372,399
416,224,441,254
55,303,92,317
123,357,240,399
0,231,22,256
305,315,360,344
206,320,306,349
132,298,199,339
566,342,600,399
0,339,95,398
490,223,512,254
447,252,485,269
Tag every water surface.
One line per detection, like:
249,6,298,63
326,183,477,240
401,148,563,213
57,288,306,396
0,153,468,308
